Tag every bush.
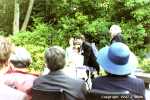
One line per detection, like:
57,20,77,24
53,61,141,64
121,21,146,56
0,31,7,36
84,18,110,48
23,44,45,72
10,19,54,71
140,59,150,73
8,0,150,73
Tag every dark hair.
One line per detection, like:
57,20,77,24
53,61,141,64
10,61,30,68
106,71,129,77
45,46,65,71
10,47,32,68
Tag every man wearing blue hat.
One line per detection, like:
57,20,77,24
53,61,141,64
92,42,145,99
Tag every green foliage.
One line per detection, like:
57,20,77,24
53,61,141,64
140,59,150,73
57,12,89,38
0,31,6,36
132,6,150,21
0,0,14,35
121,21,146,54
124,0,150,21
10,18,55,71
84,18,110,47
124,0,150,9
23,44,45,72
11,25,50,47
57,12,110,48
86,18,110,34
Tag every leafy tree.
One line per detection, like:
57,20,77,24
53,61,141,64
11,18,53,71
13,0,20,34
21,0,35,31
0,0,14,35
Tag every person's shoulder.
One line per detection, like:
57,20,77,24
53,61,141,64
63,73,87,87
93,76,107,82
86,42,91,46
64,75,85,85
70,78,86,90
127,76,144,84
33,75,47,83
94,76,108,80
32,75,48,89
82,41,91,47
0,84,27,99
132,76,144,81
6,71,38,79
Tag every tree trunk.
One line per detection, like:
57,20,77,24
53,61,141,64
13,0,19,35
21,0,35,32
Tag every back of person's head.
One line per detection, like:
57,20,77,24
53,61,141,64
45,46,65,72
109,24,122,38
10,47,32,68
0,36,13,66
97,42,138,75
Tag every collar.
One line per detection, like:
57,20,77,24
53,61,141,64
48,69,64,75
8,69,39,76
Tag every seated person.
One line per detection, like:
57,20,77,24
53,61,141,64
0,36,14,74
92,42,145,99
43,41,89,89
32,46,87,100
1,47,38,100
0,36,27,100
0,83,27,100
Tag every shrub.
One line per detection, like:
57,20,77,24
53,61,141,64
10,19,54,71
0,31,7,36
140,59,150,73
121,21,146,55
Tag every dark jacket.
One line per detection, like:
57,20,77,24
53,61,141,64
32,70,87,100
110,34,123,44
92,76,145,99
81,42,100,73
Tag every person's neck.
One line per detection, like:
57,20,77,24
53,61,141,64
106,72,128,77
13,67,28,73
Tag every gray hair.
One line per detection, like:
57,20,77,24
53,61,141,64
0,36,13,62
10,47,32,68
45,46,65,71
109,25,122,37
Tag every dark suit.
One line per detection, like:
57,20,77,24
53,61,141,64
32,70,87,100
81,42,99,73
110,34,123,44
92,76,145,99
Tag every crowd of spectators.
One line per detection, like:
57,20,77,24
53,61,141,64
0,24,147,100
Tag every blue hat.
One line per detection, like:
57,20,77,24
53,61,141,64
97,42,138,75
